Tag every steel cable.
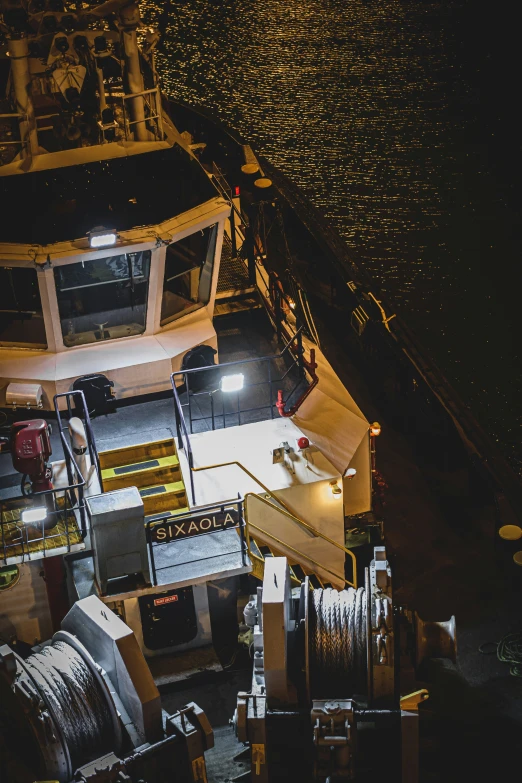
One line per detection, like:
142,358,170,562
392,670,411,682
24,640,115,770
310,586,367,697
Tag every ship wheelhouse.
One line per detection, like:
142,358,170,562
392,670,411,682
0,143,230,408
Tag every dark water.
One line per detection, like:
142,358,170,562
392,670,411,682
143,0,521,476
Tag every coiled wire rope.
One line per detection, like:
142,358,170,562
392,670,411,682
24,640,115,770
309,586,367,697
479,631,522,677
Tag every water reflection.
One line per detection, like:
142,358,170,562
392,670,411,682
142,0,521,476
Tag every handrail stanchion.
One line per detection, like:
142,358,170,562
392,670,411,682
78,485,87,538
275,286,282,343
186,372,193,434
188,451,196,506
146,522,157,586
268,359,273,418
238,496,247,566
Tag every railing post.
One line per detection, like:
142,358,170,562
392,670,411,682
275,286,282,343
296,318,305,380
230,206,238,259
188,452,196,506
186,373,193,435
173,383,183,445
146,522,157,586
245,224,256,286
238,498,247,566
78,485,87,539
268,360,274,419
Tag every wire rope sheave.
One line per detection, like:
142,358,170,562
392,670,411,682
308,585,367,698
1,631,121,781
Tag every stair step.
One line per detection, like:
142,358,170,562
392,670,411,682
139,481,187,514
99,438,176,470
145,506,190,522
249,539,263,559
101,454,180,491
291,564,306,582
247,540,303,587
308,573,323,589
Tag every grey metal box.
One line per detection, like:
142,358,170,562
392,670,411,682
87,487,151,594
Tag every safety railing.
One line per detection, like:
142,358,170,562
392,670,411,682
54,390,102,488
171,325,312,438
144,498,247,586
121,86,164,142
171,377,196,506
0,483,85,566
0,396,94,565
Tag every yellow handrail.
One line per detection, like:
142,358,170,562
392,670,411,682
191,459,357,588
247,520,349,588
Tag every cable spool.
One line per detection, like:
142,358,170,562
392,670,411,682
306,583,367,699
0,631,120,782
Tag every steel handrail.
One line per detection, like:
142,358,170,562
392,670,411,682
243,490,357,588
54,390,102,486
190,459,357,588
170,374,196,504
246,520,349,588
171,325,306,377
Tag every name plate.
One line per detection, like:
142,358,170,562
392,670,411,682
151,507,239,542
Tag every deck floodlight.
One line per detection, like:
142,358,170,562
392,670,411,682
344,468,357,479
220,373,244,393
88,227,117,249
329,479,342,495
21,506,48,525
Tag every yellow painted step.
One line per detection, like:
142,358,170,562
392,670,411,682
139,481,187,515
248,538,301,586
101,454,181,491
145,506,190,522
99,438,176,470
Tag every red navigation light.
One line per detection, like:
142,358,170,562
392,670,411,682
297,437,310,450
234,186,240,197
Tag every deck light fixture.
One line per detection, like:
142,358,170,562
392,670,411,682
21,506,48,526
219,373,244,393
88,227,118,249
330,479,342,495
344,468,357,479
370,422,381,437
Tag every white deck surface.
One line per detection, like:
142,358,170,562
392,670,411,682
189,417,338,502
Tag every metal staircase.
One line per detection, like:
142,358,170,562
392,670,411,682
247,536,333,588
99,437,189,519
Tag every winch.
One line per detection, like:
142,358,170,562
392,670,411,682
233,548,456,782
0,595,213,783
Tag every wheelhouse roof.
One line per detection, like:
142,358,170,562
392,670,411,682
0,142,217,246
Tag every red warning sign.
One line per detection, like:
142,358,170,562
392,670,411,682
153,595,179,607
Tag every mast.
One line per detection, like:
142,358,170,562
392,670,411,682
6,24,39,159
119,1,149,142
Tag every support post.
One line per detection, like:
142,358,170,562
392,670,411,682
120,3,148,141
8,35,38,159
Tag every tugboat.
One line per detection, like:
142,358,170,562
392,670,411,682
0,2,520,782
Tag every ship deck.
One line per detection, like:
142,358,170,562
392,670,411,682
1,307,522,781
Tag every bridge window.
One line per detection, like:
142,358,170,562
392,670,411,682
160,224,217,326
0,266,47,348
54,251,151,347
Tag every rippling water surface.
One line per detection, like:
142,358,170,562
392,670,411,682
142,0,521,475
